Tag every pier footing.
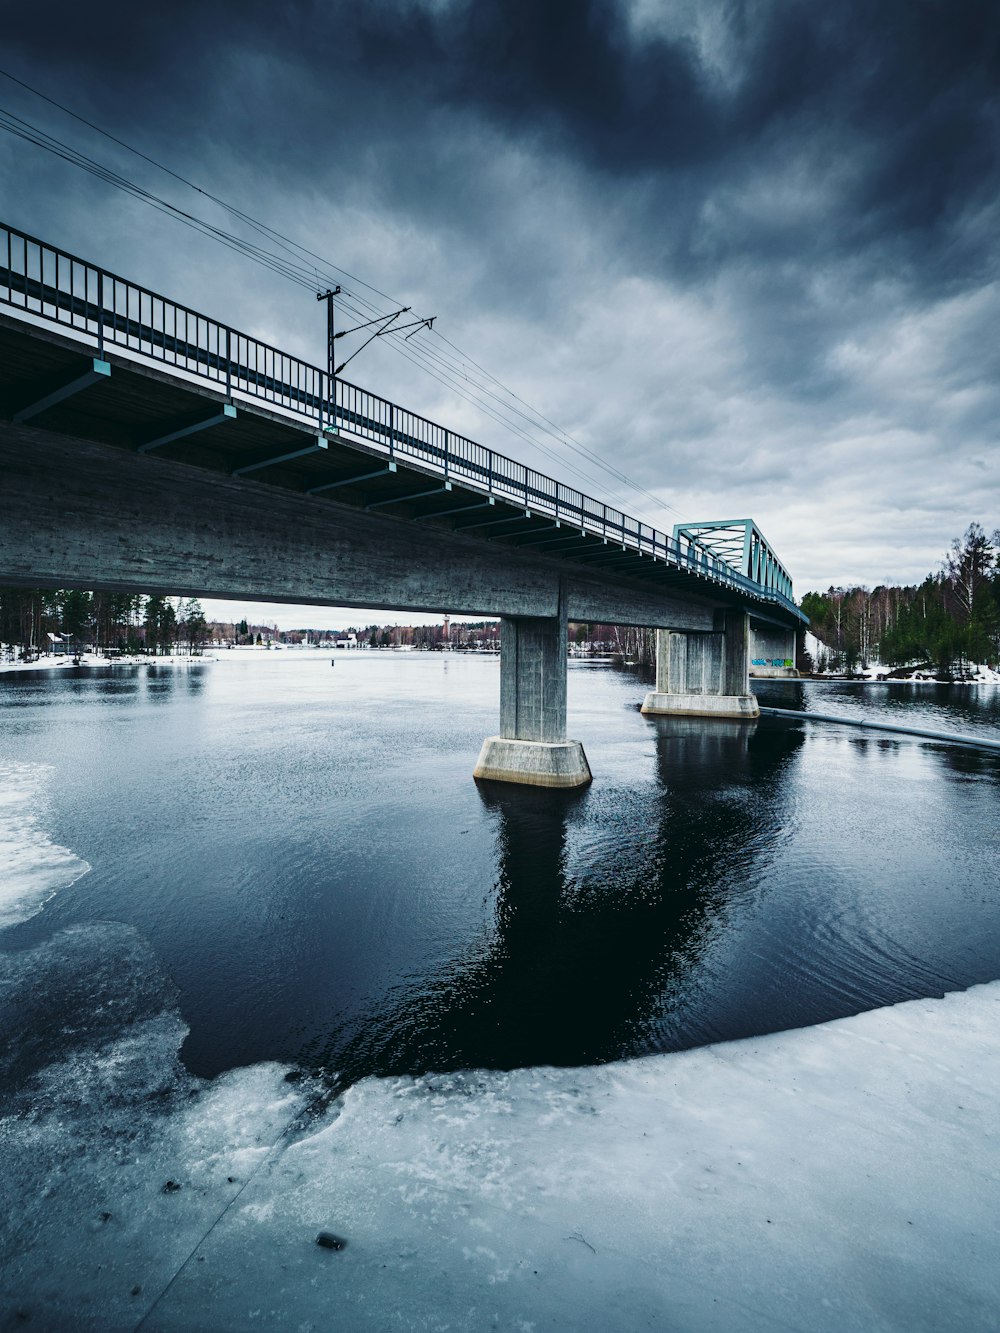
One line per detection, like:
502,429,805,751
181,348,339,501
641,614,759,721
473,737,592,788
641,692,759,720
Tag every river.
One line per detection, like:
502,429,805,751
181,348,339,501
2,652,999,1094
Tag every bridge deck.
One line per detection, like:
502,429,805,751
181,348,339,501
0,219,804,624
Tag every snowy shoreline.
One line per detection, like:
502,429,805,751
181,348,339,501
804,669,1000,684
801,631,1000,684
3,646,999,685
0,651,216,674
2,960,997,1331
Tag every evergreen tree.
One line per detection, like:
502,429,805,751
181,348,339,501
801,524,1000,674
144,596,177,655
177,599,209,654
59,589,92,642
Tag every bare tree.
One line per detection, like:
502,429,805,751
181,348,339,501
945,523,997,623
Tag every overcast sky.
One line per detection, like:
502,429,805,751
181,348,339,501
2,0,998,626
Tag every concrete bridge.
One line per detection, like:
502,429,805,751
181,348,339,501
0,222,805,786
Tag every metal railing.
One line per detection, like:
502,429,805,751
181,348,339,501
0,221,803,619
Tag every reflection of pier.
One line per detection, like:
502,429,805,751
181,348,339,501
309,716,803,1088
646,713,760,769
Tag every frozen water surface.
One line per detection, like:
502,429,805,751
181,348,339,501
1,930,998,1329
0,761,90,930
0,924,307,1329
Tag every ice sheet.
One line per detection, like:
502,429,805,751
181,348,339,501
2,916,997,1331
154,982,1000,1332
0,761,90,928
0,924,307,1331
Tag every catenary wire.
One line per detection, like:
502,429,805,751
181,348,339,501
0,75,684,525
0,104,666,517
0,94,678,521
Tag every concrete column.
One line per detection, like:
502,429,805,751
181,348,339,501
475,583,592,787
749,622,799,678
499,614,567,742
641,610,759,719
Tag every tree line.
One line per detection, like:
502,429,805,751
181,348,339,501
0,588,210,659
801,523,1000,674
0,587,660,667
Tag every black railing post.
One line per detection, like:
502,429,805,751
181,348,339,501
97,269,104,357
225,327,231,400
389,403,395,459
444,428,450,480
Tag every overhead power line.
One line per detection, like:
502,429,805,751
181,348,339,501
0,67,686,525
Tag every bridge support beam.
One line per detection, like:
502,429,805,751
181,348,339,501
475,584,592,788
641,611,760,720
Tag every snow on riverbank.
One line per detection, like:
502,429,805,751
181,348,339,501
803,631,1000,682
5,641,998,682
0,651,214,674
850,660,1000,683
2,925,998,1330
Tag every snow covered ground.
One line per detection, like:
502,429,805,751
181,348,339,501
852,660,1000,683
0,653,184,677
6,640,999,681
0,651,214,674
2,927,998,1331
803,631,1000,682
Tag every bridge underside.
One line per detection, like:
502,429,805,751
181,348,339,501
1,413,721,629
0,314,798,632
1,315,803,787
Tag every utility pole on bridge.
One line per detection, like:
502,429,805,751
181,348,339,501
316,287,341,432
316,287,436,435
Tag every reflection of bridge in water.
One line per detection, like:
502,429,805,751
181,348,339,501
0,220,805,787
306,717,805,1088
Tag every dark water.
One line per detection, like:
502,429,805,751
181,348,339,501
1,654,999,1091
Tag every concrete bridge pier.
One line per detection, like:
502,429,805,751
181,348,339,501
641,610,760,720
474,585,592,788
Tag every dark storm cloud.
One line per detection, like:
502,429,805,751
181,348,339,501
7,0,999,278
9,0,998,395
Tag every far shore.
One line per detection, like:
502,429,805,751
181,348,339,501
2,646,998,685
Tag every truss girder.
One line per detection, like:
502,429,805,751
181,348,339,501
672,519,794,603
